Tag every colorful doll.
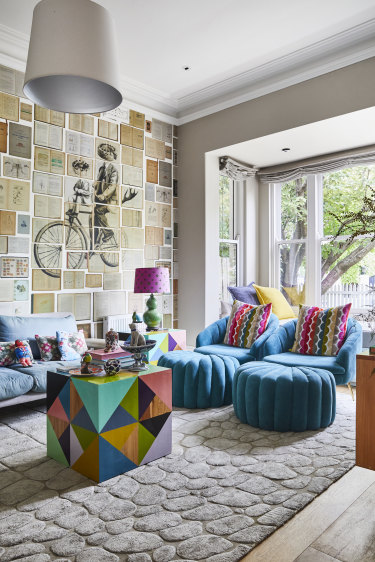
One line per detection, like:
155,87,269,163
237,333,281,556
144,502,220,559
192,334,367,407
14,340,32,367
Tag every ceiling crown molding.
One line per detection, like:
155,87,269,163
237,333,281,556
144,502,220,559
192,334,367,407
0,20,374,125
176,18,375,123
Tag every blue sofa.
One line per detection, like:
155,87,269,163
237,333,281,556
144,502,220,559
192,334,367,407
0,313,82,407
195,313,279,364
262,318,362,385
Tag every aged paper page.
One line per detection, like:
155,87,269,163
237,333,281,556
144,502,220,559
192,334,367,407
7,236,29,253
50,150,65,175
86,273,102,288
32,269,61,291
0,122,7,153
20,103,32,122
34,147,50,173
120,124,132,146
145,137,166,160
8,180,30,211
9,123,31,159
74,293,91,320
146,159,158,183
122,165,143,187
50,110,65,127
0,279,14,301
103,272,122,290
34,121,50,148
0,210,16,235
32,293,54,313
81,115,94,135
129,110,145,129
121,227,144,249
0,93,19,121
0,236,8,253
132,128,144,149
159,161,172,187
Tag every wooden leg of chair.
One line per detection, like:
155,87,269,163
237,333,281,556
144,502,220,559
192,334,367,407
347,382,355,401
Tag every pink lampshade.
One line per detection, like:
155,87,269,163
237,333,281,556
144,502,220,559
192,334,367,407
134,267,170,294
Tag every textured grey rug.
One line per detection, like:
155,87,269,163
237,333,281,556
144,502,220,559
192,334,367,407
0,392,355,562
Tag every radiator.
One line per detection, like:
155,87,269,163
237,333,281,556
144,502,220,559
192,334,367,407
103,314,147,336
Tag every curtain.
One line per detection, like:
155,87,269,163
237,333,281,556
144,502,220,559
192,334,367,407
257,145,375,183
219,156,258,180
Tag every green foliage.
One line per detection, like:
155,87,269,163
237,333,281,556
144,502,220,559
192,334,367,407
219,175,232,240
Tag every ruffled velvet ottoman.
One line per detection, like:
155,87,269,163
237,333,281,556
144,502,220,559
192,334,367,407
233,361,336,431
158,350,240,408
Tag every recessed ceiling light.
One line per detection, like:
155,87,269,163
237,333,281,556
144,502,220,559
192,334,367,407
183,66,191,71
282,147,291,152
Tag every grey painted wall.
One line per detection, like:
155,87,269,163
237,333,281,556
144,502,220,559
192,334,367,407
179,57,375,344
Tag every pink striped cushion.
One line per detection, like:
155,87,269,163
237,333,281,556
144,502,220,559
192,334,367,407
291,303,351,356
224,300,272,349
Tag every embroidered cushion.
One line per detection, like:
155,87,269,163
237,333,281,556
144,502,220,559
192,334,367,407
35,335,61,362
291,304,352,356
56,330,87,357
224,300,272,349
56,331,82,361
0,340,34,366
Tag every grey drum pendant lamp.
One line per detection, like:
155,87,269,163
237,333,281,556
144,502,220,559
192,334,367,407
23,0,123,113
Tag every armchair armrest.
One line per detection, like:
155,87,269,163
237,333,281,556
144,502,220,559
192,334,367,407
249,313,279,360
263,320,297,356
196,317,228,347
336,320,363,382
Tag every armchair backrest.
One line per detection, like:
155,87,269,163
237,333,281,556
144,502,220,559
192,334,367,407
196,312,279,348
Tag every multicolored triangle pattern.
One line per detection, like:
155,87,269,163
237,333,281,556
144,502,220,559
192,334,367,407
47,367,172,483
145,329,186,365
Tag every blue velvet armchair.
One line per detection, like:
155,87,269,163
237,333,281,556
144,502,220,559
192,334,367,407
262,318,362,385
194,313,279,364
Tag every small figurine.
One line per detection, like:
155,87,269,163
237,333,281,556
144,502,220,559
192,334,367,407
132,311,142,323
105,358,121,376
104,328,121,353
14,340,32,367
81,352,92,374
129,323,146,346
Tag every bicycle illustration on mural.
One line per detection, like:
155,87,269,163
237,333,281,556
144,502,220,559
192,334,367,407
33,159,138,277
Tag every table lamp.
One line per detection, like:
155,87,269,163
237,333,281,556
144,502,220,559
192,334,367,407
134,267,170,331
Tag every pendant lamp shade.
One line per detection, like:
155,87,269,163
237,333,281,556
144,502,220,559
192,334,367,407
23,0,123,113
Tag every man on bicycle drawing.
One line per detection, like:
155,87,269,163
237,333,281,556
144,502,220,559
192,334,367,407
94,161,119,244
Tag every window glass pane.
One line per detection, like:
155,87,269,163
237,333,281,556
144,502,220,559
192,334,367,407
280,242,306,306
219,175,233,240
220,242,237,303
323,165,375,237
281,177,307,240
321,239,375,309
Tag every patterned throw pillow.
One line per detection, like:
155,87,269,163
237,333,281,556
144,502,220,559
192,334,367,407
56,330,87,360
0,340,34,366
224,300,272,349
291,303,352,356
35,335,61,362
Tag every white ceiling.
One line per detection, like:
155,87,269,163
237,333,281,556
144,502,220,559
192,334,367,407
209,107,375,168
0,0,374,122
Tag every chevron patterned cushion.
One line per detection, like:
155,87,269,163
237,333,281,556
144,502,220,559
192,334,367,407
291,303,352,356
223,300,272,349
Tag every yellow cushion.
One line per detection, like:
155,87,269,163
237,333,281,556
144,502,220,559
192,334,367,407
253,285,296,320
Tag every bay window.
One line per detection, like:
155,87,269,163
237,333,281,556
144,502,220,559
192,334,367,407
273,164,375,312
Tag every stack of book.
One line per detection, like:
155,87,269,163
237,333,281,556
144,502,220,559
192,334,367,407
90,348,134,369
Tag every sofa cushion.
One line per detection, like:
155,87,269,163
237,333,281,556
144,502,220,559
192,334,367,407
291,304,351,356
263,352,346,375
227,283,260,305
12,359,81,393
0,315,77,360
253,285,295,320
0,367,34,400
223,300,272,349
195,344,255,364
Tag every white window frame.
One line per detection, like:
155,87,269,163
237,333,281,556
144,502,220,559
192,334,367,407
271,170,375,310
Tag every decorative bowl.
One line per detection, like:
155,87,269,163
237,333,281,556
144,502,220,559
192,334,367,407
121,340,156,371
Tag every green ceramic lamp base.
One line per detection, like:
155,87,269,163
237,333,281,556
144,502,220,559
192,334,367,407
143,293,161,331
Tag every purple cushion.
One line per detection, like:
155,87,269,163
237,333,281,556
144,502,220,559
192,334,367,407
227,283,260,305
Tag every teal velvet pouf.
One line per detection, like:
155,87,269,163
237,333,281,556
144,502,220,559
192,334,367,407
233,361,336,432
158,350,240,408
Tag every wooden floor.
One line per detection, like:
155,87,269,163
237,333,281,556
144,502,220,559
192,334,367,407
243,387,375,562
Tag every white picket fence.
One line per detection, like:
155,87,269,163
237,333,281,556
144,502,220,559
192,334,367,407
322,283,375,309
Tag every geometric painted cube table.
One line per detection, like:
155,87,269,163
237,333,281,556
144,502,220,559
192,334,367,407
144,329,186,365
46,365,172,483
